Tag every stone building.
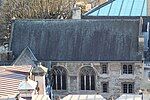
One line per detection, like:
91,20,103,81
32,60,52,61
49,61,143,99
9,18,144,99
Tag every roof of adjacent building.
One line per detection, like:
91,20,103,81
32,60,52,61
10,19,142,61
18,78,37,90
0,65,31,98
116,94,142,100
85,0,147,16
62,94,106,100
32,95,50,100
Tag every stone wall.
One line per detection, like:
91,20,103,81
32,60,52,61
0,51,13,61
51,61,143,99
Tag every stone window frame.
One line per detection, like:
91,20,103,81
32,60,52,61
79,66,96,90
121,82,134,94
101,63,108,74
50,66,67,90
101,82,109,93
121,63,134,74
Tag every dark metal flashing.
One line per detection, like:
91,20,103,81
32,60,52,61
129,0,135,16
118,0,125,16
141,0,146,16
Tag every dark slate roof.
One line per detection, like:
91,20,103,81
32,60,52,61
82,16,150,32
10,19,142,61
13,47,37,67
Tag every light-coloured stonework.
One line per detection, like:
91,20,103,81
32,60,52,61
51,61,143,99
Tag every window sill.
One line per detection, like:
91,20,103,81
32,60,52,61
99,74,109,78
53,90,68,92
119,74,135,79
101,92,109,94
79,90,97,94
122,93,135,94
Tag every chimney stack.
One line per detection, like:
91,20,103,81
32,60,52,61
72,5,81,19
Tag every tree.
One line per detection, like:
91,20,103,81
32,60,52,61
0,0,76,44
1,0,76,19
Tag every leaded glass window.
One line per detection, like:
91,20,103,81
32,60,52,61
122,64,133,74
51,66,67,90
80,66,96,90
122,83,134,93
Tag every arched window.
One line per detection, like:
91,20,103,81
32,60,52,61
80,66,96,90
51,66,67,90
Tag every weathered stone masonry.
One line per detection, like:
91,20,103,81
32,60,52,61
51,61,143,99
9,19,144,99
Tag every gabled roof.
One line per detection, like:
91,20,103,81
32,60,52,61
13,47,37,67
10,19,142,61
85,0,147,16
